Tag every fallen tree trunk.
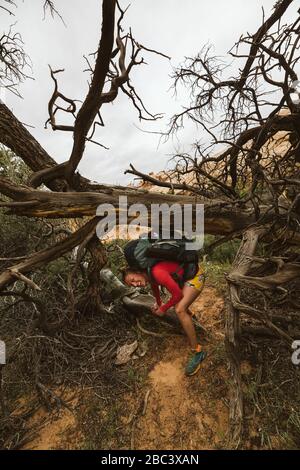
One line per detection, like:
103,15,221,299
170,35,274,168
2,176,300,246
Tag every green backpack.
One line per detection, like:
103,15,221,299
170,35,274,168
123,237,199,287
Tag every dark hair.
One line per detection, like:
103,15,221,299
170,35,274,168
121,266,145,281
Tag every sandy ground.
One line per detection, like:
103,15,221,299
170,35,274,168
21,285,230,450
133,286,229,450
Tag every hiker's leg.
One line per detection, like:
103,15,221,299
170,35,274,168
175,285,201,349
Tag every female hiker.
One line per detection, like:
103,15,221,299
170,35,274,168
123,260,206,376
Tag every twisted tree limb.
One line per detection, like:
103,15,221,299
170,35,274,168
0,217,100,291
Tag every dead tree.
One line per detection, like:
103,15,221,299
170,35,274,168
126,0,300,444
0,0,299,445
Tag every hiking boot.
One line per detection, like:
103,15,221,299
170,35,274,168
185,350,207,376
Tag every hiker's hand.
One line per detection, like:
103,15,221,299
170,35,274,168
151,304,158,314
151,304,165,317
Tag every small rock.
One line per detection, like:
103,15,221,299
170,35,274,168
115,340,138,365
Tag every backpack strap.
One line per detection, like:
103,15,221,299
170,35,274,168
171,263,185,289
147,265,154,283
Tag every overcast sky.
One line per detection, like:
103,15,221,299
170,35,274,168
2,0,297,185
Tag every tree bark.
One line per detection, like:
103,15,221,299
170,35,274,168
225,227,265,445
77,235,108,315
0,103,65,191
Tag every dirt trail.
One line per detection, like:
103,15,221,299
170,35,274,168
133,286,229,450
21,391,82,450
21,285,230,450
